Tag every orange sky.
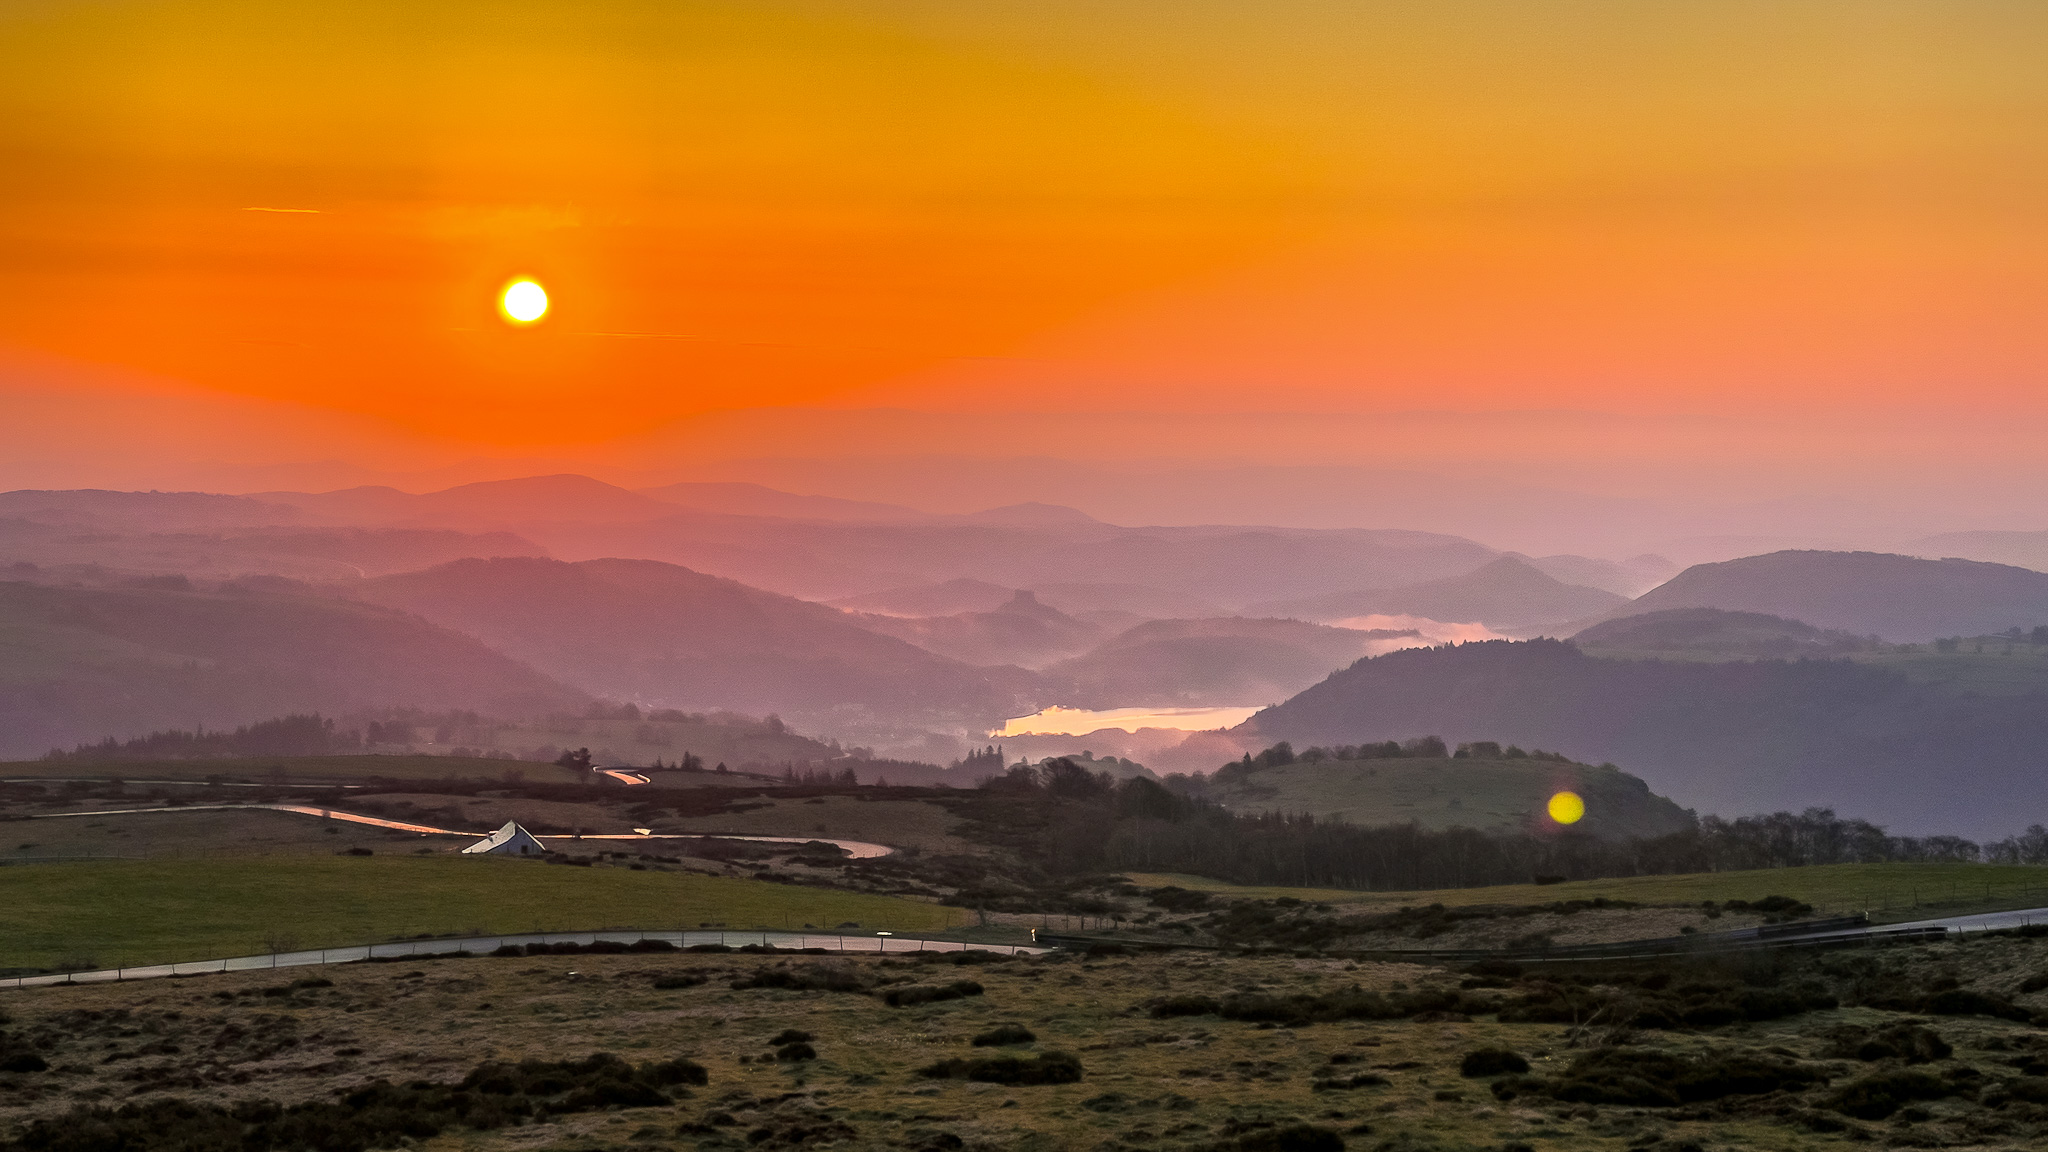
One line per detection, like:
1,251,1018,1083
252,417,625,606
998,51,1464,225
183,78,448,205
3,1,2047,510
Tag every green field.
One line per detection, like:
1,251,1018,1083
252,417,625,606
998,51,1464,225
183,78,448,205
0,855,965,972
1,754,590,784
1208,755,1694,839
1123,861,2048,919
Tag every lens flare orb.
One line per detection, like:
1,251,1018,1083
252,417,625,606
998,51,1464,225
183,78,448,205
500,279,548,324
1547,790,1586,825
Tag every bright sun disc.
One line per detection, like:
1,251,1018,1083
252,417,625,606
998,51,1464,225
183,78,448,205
501,279,548,323
1548,790,1586,825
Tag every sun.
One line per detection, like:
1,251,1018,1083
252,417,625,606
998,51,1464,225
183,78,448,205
1548,790,1586,825
500,279,548,324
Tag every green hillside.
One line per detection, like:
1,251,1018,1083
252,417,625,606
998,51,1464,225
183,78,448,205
0,855,963,972
1204,752,1694,838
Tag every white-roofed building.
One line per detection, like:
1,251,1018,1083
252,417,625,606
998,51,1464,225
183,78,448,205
461,820,548,856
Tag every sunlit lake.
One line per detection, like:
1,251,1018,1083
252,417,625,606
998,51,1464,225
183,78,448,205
991,705,1261,737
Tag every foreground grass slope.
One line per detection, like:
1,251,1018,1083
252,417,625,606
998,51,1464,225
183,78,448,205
0,856,962,972
1124,862,2048,920
10,936,2048,1150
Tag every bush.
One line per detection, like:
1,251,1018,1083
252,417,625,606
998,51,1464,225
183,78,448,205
1493,1047,1824,1108
1233,1124,1346,1151
881,980,983,1007
972,1024,1036,1047
653,973,708,990
1461,1048,1530,1077
3,1050,704,1152
774,1042,816,1063
1825,1069,1959,1120
1150,995,1222,1019
731,963,870,993
918,1051,1083,1085
1818,1023,1950,1064
769,1029,813,1045
1924,988,2034,1022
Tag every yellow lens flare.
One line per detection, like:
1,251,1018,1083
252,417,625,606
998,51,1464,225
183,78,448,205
1548,790,1586,825
500,279,548,324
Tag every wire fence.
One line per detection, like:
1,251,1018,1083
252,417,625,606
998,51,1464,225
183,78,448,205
0,929,1043,991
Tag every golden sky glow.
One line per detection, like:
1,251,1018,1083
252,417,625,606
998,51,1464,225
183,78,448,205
2,1,2046,463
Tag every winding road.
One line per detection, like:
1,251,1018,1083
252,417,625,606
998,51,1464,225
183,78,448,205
24,804,895,858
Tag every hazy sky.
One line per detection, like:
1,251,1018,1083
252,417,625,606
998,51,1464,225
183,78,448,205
3,1,2046,546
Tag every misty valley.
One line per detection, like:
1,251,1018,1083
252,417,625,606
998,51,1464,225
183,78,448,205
7,477,2048,1151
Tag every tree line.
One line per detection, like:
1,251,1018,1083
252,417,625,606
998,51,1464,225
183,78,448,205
976,758,1996,894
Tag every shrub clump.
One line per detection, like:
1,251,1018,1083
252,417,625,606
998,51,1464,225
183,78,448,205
1817,1022,1951,1064
1,1051,705,1152
1492,1046,1825,1108
881,980,984,1008
971,1024,1036,1047
1824,1068,1969,1120
774,1042,817,1063
652,972,708,990
1230,1123,1347,1151
730,963,871,993
918,1051,1083,1085
1149,995,1223,1019
1461,1048,1531,1077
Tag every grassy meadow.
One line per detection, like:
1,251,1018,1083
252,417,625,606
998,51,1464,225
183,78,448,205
0,855,965,972
1123,861,2048,921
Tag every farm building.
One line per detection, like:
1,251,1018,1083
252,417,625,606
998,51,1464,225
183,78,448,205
462,820,547,856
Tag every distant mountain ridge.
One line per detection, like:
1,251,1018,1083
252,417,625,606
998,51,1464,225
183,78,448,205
1250,555,1626,630
846,590,1104,669
1572,550,2048,641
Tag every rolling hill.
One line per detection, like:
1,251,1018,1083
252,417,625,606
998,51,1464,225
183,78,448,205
353,557,1037,733
1250,555,1626,630
1912,529,2048,574
0,579,583,759
1573,607,1875,660
1236,638,2048,838
1043,617,1402,708
1573,550,2048,641
845,590,1103,668
1201,752,1696,839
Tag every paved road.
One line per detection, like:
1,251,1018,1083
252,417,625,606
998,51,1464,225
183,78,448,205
23,803,896,858
0,929,1042,991
1864,906,2048,935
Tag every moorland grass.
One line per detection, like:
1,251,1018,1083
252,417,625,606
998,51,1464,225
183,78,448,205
1123,861,2048,919
0,854,964,971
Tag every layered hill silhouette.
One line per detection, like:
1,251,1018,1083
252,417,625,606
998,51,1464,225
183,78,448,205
846,590,1103,669
353,557,1036,732
1044,617,1405,709
1237,638,2048,837
1574,550,2048,641
0,578,583,759
1251,555,1626,630
1574,608,1875,659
